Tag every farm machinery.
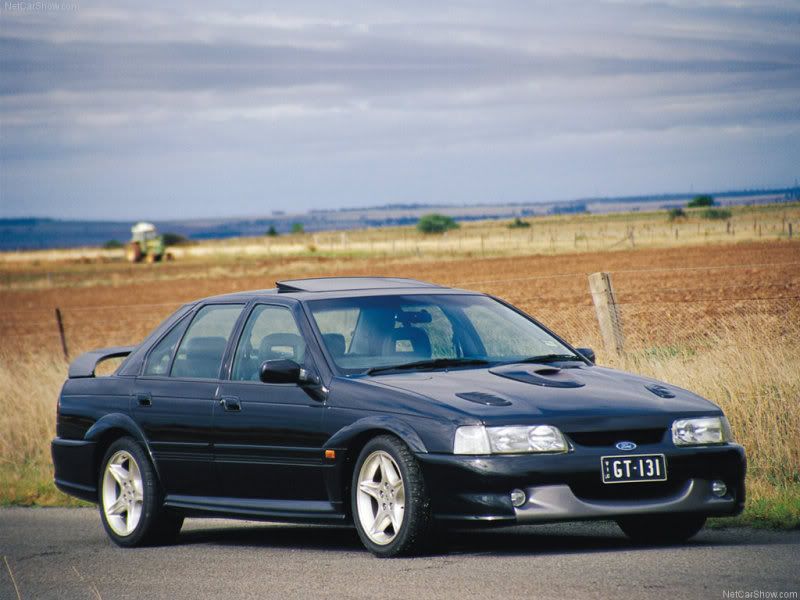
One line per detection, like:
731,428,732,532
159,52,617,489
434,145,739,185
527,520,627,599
126,222,165,263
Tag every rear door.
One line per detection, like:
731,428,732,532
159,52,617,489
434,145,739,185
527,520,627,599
215,302,328,501
134,303,244,497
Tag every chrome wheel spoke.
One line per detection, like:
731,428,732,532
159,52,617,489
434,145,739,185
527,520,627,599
108,463,128,487
106,496,127,516
379,455,400,485
358,480,382,501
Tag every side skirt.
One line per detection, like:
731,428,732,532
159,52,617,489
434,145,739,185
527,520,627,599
163,495,348,524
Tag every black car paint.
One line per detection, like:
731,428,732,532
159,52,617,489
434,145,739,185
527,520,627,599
52,283,746,525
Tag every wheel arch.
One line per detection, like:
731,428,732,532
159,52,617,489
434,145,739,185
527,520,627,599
85,413,161,484
325,416,429,518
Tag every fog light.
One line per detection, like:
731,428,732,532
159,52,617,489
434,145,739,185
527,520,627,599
711,480,728,497
510,488,526,507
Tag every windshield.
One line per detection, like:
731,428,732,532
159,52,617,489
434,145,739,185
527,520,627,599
307,294,578,375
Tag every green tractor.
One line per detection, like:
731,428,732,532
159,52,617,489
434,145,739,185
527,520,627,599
126,222,166,263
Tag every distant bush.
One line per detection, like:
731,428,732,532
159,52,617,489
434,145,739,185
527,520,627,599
265,226,278,237
700,208,732,220
508,217,531,229
103,239,123,249
688,195,715,208
417,213,459,234
162,232,189,246
667,208,686,221
291,223,305,234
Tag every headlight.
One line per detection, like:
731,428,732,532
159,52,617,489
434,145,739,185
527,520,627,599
454,425,568,455
671,416,731,446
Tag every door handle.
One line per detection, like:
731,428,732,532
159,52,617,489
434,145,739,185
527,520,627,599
220,396,241,412
136,393,152,407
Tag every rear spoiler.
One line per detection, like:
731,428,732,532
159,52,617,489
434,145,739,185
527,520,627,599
68,346,136,378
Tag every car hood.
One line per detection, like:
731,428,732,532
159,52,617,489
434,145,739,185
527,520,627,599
362,363,721,429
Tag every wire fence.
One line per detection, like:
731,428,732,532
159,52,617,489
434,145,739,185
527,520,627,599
1,261,798,363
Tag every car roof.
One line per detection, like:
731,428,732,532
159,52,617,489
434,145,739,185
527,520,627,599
201,277,473,303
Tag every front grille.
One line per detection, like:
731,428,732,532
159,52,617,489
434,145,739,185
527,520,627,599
570,479,687,502
566,428,666,447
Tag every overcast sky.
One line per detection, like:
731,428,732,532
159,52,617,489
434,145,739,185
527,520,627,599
1,1,798,220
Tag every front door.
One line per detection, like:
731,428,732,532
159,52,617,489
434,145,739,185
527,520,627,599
134,303,244,497
215,303,328,500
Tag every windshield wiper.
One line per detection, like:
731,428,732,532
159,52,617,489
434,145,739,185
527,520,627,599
513,353,583,364
367,358,490,375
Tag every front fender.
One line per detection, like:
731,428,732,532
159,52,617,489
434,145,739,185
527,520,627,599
324,415,429,454
84,413,161,480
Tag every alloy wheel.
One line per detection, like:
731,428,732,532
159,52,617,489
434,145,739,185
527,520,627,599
355,450,406,545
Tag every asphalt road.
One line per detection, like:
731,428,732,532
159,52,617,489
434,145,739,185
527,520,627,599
1,508,798,600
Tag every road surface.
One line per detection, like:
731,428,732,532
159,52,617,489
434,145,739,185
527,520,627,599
1,508,798,600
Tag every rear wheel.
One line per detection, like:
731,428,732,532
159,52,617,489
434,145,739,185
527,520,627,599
351,435,433,557
616,513,706,544
98,437,183,547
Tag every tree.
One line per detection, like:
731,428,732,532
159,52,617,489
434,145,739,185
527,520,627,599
103,239,123,249
290,222,305,234
508,217,531,229
416,213,459,234
688,195,715,208
667,208,686,221
265,225,278,237
162,232,189,246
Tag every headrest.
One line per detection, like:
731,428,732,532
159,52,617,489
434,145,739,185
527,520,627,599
260,333,304,360
323,333,346,357
382,327,431,359
184,336,227,358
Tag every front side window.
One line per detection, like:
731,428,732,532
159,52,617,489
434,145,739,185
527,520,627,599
170,304,243,379
308,294,575,375
231,305,306,381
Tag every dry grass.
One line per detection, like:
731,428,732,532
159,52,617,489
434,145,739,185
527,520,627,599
1,310,798,525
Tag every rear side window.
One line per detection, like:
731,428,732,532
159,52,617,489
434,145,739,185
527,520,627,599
143,319,187,376
170,304,243,379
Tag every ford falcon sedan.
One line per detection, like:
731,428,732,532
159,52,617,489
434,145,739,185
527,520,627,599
52,277,745,557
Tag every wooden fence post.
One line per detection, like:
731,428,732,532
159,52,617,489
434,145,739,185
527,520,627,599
588,272,625,356
55,307,69,361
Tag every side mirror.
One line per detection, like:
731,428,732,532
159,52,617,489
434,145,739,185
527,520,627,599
576,347,596,364
259,359,302,384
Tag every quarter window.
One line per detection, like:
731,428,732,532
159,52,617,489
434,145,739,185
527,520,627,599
170,304,243,379
143,319,186,376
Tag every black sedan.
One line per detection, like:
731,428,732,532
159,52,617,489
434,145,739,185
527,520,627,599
52,277,745,557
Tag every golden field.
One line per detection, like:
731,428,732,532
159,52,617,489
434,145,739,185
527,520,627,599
1,203,799,526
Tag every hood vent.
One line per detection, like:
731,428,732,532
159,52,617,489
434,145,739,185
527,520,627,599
456,392,512,406
489,364,585,388
645,384,676,398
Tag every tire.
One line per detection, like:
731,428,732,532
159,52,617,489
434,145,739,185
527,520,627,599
98,437,183,547
616,513,706,545
351,435,433,557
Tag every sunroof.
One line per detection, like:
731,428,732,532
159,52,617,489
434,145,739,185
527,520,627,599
275,277,441,293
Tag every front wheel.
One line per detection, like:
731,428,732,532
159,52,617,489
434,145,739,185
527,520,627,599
616,513,706,544
351,435,433,557
98,437,183,547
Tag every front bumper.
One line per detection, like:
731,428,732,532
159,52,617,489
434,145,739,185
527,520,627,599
417,443,746,524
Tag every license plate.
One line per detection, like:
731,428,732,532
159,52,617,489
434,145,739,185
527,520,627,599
601,454,667,484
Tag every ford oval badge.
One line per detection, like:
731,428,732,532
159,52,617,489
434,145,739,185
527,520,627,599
615,441,637,451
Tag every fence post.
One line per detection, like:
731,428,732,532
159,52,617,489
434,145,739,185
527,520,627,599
588,272,625,356
55,307,69,361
